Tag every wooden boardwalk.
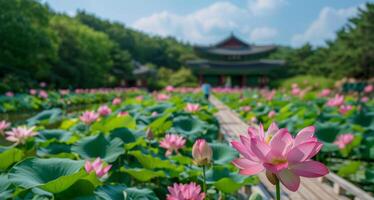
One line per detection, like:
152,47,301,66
210,96,374,200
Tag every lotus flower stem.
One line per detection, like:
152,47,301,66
202,165,207,195
276,178,281,200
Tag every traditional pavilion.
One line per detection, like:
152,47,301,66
186,34,285,87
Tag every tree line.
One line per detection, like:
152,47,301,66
0,0,372,92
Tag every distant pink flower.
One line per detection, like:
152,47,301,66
5,126,37,144
339,105,353,115
185,103,200,113
136,95,144,101
80,111,99,125
151,111,158,117
38,90,48,99
241,106,251,112
118,111,129,117
326,94,344,107
5,91,14,97
361,96,369,103
0,120,11,134
112,97,121,105
291,83,298,88
97,105,112,116
334,134,354,149
59,89,69,95
29,89,37,96
157,93,170,101
268,110,276,118
291,87,301,96
85,158,112,177
231,123,328,192
39,82,47,87
264,90,276,101
192,139,213,166
165,85,175,92
319,89,331,97
167,182,205,200
364,85,373,93
159,134,186,156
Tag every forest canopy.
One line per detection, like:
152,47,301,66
0,0,372,92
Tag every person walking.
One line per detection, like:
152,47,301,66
202,83,211,100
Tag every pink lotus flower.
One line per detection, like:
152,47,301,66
241,106,251,112
80,111,99,125
112,97,121,105
59,89,69,95
364,84,373,93
0,120,11,134
268,110,276,118
84,158,112,177
5,91,14,97
319,89,331,97
39,82,47,87
165,85,175,92
231,123,328,192
38,90,48,99
185,103,200,113
136,95,144,101
326,94,344,107
361,96,369,103
167,182,205,200
157,93,170,101
262,90,276,101
151,111,158,117
159,134,186,156
192,139,213,166
339,105,353,115
97,105,112,116
118,111,129,117
291,87,301,96
5,126,37,144
29,89,37,96
334,134,354,149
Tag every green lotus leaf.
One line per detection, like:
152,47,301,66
91,115,136,132
8,157,100,194
37,129,72,142
210,143,238,165
27,108,63,126
121,168,165,182
128,151,177,169
72,133,124,163
0,148,24,170
124,187,159,200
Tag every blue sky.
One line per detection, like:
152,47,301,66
42,0,371,46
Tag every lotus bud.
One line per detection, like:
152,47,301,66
192,139,212,166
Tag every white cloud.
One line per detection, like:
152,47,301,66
291,6,359,47
250,27,278,42
247,0,286,16
133,2,249,44
132,1,283,44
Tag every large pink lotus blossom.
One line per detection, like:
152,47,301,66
156,93,170,101
326,94,344,107
167,182,205,200
5,126,37,144
97,105,112,116
319,89,331,97
364,84,373,93
38,90,48,99
159,134,186,156
339,105,353,115
84,158,112,177
112,97,122,105
192,139,213,166
185,103,200,113
165,85,175,92
231,123,328,192
80,111,99,125
334,134,354,149
0,120,11,134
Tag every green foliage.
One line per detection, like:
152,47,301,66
279,75,335,90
